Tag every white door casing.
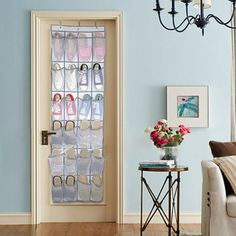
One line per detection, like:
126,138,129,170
31,11,124,224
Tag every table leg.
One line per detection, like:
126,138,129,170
140,170,143,236
168,172,172,236
176,171,180,236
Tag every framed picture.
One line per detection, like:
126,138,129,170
167,86,209,128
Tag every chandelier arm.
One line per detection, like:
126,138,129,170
169,2,195,30
157,12,177,31
173,16,195,29
224,4,235,25
186,4,195,25
172,15,193,33
206,3,235,25
207,14,236,29
156,3,195,32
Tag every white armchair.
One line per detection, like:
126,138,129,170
201,160,236,236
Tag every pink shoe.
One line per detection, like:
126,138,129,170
52,93,62,116
78,33,92,61
65,32,77,61
93,32,105,62
65,94,76,116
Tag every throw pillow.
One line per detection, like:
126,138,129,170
209,141,236,195
209,141,236,157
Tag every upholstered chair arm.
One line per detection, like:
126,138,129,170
201,160,227,236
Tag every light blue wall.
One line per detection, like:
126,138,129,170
0,0,232,213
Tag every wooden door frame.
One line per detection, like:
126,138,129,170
31,11,124,224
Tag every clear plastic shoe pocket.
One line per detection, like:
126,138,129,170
64,128,77,145
78,129,90,148
49,155,64,176
51,176,63,203
52,33,64,61
91,158,104,175
63,176,77,202
91,180,103,202
78,96,92,120
92,100,104,120
65,157,77,176
51,129,63,145
91,128,103,148
52,185,63,203
77,157,91,175
78,178,91,201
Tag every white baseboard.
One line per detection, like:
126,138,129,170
0,212,200,225
0,213,31,225
123,212,201,224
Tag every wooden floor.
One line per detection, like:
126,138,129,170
0,223,201,236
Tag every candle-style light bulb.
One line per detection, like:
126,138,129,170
193,0,212,9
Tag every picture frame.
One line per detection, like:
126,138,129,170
167,86,209,128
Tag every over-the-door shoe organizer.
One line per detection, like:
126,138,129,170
49,25,105,203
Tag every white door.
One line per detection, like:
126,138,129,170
31,12,123,223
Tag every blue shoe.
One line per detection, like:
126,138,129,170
79,94,92,120
92,94,103,120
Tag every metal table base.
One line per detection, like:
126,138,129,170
139,166,188,236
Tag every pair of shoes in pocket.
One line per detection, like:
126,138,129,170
78,93,103,120
48,147,77,179
78,32,105,62
52,32,78,62
51,120,77,145
52,63,78,91
77,174,103,202
52,93,77,118
77,148,104,176
51,175,77,203
78,119,103,149
78,63,103,91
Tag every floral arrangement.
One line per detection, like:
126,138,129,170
148,119,191,148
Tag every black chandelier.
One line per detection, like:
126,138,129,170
153,0,236,35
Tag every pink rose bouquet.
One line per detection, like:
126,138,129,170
149,119,190,148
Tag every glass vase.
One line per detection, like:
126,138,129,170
160,146,178,164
